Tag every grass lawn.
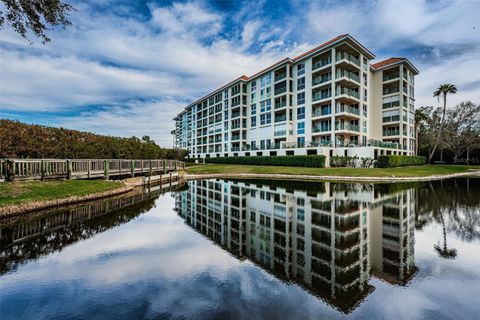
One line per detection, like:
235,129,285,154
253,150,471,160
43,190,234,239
0,180,125,207
186,164,480,178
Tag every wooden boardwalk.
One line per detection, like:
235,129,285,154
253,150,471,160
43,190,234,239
0,159,185,182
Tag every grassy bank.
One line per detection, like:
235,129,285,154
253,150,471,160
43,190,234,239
0,180,125,207
186,164,480,178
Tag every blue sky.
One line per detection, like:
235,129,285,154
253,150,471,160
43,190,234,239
1,0,479,146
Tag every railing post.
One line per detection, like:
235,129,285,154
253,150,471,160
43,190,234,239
41,160,45,181
149,160,152,177
67,160,72,179
104,160,110,180
163,160,166,173
5,159,15,182
88,160,91,179
131,160,135,177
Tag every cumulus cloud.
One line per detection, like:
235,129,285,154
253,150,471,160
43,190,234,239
0,0,479,145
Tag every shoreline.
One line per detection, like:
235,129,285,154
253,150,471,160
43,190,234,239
183,170,480,183
0,185,134,217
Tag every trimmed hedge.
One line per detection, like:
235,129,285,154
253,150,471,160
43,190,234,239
377,155,427,168
205,155,326,167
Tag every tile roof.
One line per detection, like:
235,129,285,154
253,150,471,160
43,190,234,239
293,34,349,61
371,57,404,69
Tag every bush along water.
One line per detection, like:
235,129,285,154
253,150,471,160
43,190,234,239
377,155,427,168
205,155,326,168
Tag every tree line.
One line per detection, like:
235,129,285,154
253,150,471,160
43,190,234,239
0,120,188,160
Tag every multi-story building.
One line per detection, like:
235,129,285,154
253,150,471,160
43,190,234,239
174,179,417,313
174,34,418,163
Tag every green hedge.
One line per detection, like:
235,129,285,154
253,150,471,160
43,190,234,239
377,155,427,168
205,155,326,167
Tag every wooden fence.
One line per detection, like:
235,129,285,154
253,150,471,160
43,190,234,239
0,159,185,182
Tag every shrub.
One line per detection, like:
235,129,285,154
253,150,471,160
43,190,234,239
330,156,374,168
205,155,326,167
377,155,427,168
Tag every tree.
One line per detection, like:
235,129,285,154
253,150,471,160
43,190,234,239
429,84,457,162
414,107,430,155
442,102,480,163
0,0,74,43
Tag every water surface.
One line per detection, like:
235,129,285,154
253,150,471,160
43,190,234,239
0,178,479,319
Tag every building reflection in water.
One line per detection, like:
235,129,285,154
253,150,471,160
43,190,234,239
0,181,186,274
175,179,417,313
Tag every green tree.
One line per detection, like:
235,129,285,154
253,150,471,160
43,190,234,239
0,0,74,43
429,84,457,162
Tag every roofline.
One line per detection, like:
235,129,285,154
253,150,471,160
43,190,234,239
371,58,419,75
248,57,293,80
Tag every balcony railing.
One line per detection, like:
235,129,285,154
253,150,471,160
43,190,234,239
231,147,240,151
336,70,360,83
335,123,359,132
231,112,241,118
383,115,400,123
335,52,360,66
313,91,332,101
275,101,287,109
383,87,399,95
335,104,360,115
383,130,400,136
367,139,401,149
275,115,287,122
275,87,287,95
312,107,331,117
274,130,286,136
231,123,241,129
312,57,332,70
313,74,332,86
336,87,360,99
383,73,399,81
231,136,241,141
313,126,331,133
382,100,400,109
275,73,287,81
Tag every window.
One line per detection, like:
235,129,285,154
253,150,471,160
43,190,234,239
297,136,305,147
260,113,271,125
297,122,305,134
251,92,256,102
260,87,271,100
251,116,257,127
297,106,305,120
224,132,228,140
260,100,271,113
224,121,228,130
297,77,305,91
251,81,256,91
297,92,305,105
297,208,305,221
364,89,367,101
250,103,256,115
260,74,271,87
363,73,367,86
297,63,305,76
362,104,367,117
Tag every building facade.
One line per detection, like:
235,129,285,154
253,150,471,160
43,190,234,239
175,179,417,312
174,34,418,163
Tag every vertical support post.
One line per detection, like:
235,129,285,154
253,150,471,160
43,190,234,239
149,160,152,178
174,161,177,171
41,160,45,181
131,160,135,177
67,160,72,179
6,159,15,182
163,160,166,173
104,160,110,180
88,160,91,179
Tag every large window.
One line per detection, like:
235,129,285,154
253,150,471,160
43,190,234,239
297,77,305,91
260,99,271,113
297,92,305,105
297,63,305,76
260,113,271,125
297,106,305,120
251,116,257,127
260,87,271,100
250,103,257,115
260,74,271,87
297,122,305,134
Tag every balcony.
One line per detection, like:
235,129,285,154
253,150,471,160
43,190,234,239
383,129,400,136
336,87,360,99
275,101,287,109
383,87,399,95
336,69,360,83
335,104,360,116
231,146,240,151
313,91,332,102
335,123,359,132
313,126,331,133
231,112,241,118
275,73,287,82
312,74,332,86
312,57,332,70
312,107,332,117
382,100,400,109
231,136,241,141
383,73,400,81
274,130,287,136
274,87,287,96
274,115,287,123
383,115,400,123
335,51,360,66
367,139,401,149
231,123,241,130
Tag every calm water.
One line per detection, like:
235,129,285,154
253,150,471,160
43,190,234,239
1,178,479,319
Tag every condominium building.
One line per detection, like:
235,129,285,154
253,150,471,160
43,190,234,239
174,179,417,313
174,34,418,163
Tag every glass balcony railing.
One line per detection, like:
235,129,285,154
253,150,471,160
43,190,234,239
383,87,399,95
382,100,400,109
275,73,286,81
313,74,332,86
231,123,241,129
231,112,241,118
383,130,400,136
335,104,360,115
312,57,332,70
274,115,287,122
275,101,287,109
312,91,332,101
313,126,331,133
274,130,286,136
274,87,287,95
335,123,359,132
231,136,241,141
383,73,400,81
312,107,331,117
335,52,360,66
336,70,360,83
382,115,400,123
367,139,401,149
336,87,360,99
231,146,240,151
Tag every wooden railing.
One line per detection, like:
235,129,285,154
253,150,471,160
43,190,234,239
0,159,186,182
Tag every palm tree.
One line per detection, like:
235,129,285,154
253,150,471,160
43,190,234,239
429,84,457,162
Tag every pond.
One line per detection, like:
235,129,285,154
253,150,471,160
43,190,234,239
0,178,479,319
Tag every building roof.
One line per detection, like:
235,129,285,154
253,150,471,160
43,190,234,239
293,34,348,60
371,57,419,75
